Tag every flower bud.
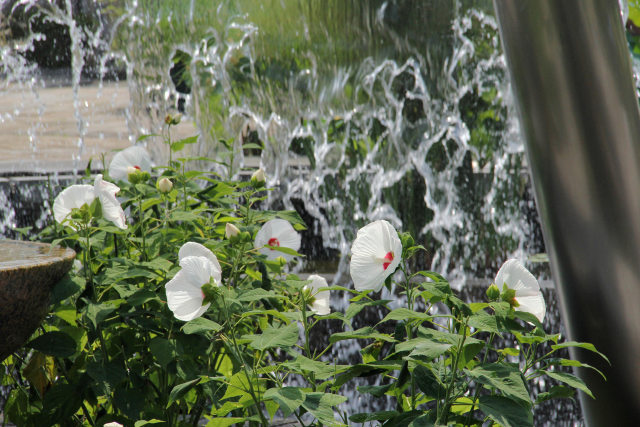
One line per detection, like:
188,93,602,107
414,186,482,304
127,166,143,184
165,113,181,126
157,177,173,193
225,223,240,239
251,168,266,188
486,283,500,301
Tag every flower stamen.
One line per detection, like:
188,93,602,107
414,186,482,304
375,251,394,270
268,237,280,248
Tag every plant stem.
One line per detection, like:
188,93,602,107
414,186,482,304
439,316,469,425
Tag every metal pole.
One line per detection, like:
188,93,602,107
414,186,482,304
493,1,640,424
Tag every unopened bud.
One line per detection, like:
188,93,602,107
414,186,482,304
250,168,266,187
157,177,173,193
486,283,500,301
165,113,181,126
225,223,240,239
127,166,144,184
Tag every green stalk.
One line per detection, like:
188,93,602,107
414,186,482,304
439,316,469,425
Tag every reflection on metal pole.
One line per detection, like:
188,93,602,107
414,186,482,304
493,0,640,424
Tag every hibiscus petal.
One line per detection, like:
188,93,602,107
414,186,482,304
179,242,222,283
516,294,546,323
179,256,214,287
495,259,540,295
94,175,127,229
350,220,401,292
255,219,301,261
52,185,96,225
305,274,331,315
165,269,210,321
108,146,153,182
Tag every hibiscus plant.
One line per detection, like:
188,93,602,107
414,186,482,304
0,119,606,426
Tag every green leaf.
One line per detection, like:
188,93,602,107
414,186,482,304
134,420,165,427
127,289,157,306
244,323,299,350
206,417,248,427
54,305,78,326
478,395,533,427
551,341,610,365
468,310,501,333
182,318,222,335
237,288,284,302
380,308,431,323
301,393,347,425
414,364,446,398
84,303,116,328
349,411,398,423
345,299,391,320
149,337,177,367
263,387,306,417
282,354,348,380
467,364,531,406
329,327,394,344
535,385,575,404
26,331,77,358
50,274,85,304
544,370,594,399
358,383,393,398
396,338,452,360
171,135,199,152
167,378,201,408
86,360,127,395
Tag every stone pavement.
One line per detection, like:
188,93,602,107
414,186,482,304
0,79,195,175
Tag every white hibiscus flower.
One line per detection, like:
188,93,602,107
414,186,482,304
254,219,301,261
304,274,331,315
108,146,152,182
350,220,402,292
52,184,96,226
494,259,546,323
165,242,222,321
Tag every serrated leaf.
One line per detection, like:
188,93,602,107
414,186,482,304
263,387,306,417
170,135,198,152
396,338,451,360
345,299,391,320
358,383,393,398
380,308,431,323
244,323,299,350
349,411,398,422
478,395,533,427
26,331,77,358
167,378,201,408
329,327,394,344
50,274,85,304
301,393,347,425
469,310,500,333
467,364,531,405
414,364,446,398
544,370,594,399
149,337,177,367
535,385,575,404
84,302,116,328
551,341,610,364
237,288,284,302
182,317,222,335
134,420,165,427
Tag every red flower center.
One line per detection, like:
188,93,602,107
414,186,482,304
134,165,141,170
268,237,280,248
382,252,394,270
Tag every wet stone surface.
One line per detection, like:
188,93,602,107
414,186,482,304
0,240,75,361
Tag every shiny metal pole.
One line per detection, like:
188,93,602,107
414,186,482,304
493,0,640,424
